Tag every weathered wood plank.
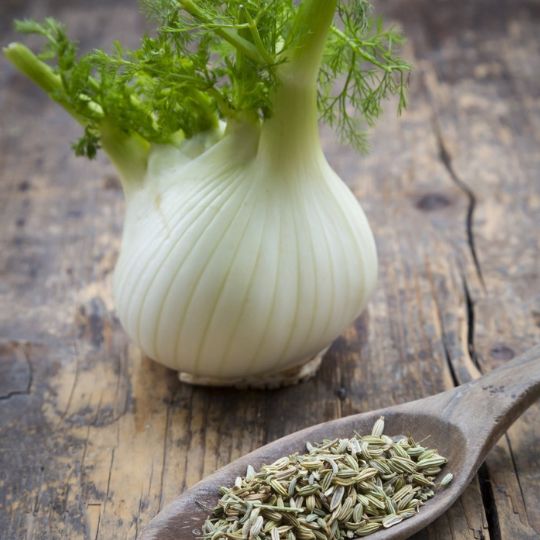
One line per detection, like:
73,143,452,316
1,0,538,539
380,1,540,537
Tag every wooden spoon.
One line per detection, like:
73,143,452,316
142,345,540,540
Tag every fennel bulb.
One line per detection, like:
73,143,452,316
5,0,409,386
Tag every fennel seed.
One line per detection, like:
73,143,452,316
200,417,450,539
440,473,454,487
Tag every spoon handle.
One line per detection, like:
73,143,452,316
440,344,540,457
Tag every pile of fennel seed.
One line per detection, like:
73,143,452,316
201,418,452,539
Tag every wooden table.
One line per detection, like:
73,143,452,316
1,0,539,538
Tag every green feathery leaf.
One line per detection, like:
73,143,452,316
8,0,410,157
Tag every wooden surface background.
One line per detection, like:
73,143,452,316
1,0,539,538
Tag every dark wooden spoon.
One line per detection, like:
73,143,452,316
142,345,540,540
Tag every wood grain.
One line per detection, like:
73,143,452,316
0,0,538,539
142,346,540,540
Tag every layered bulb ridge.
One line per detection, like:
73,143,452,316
112,122,377,383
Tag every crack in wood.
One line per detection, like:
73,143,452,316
463,278,482,373
429,278,461,388
56,343,81,426
180,388,195,493
423,73,510,536
0,350,33,401
134,493,144,539
441,333,460,388
424,97,502,535
504,433,530,524
431,118,485,289
478,463,502,540
461,270,503,539
0,388,31,401
158,404,170,512
461,267,501,539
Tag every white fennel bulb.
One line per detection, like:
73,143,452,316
113,124,377,383
6,0,408,386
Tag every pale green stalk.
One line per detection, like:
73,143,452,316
258,0,338,165
4,42,149,186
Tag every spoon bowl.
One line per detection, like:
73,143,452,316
142,346,540,540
